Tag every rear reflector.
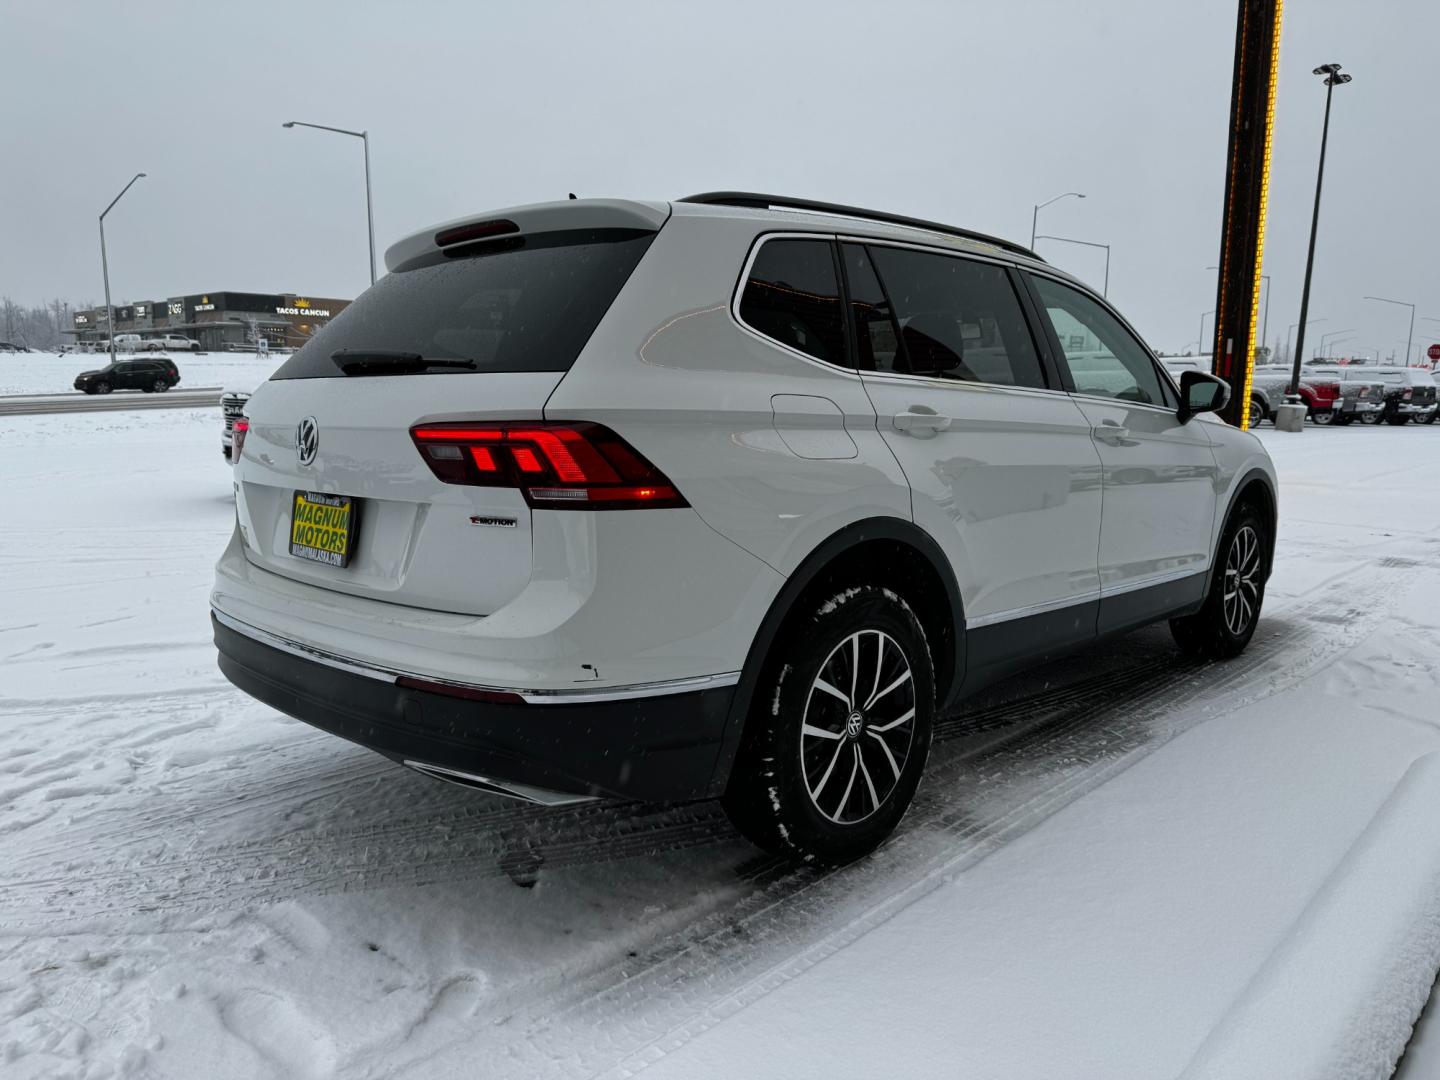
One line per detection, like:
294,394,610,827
396,675,525,705
410,421,688,510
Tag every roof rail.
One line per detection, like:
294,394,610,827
677,191,1043,262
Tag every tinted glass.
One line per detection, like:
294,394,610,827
865,246,1046,388
271,229,655,380
739,239,847,367
1030,275,1170,406
841,244,901,372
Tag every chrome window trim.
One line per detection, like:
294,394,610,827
213,608,741,704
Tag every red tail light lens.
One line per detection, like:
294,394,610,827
233,417,249,459
1403,388,1413,400
411,422,688,510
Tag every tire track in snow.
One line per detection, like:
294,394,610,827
0,559,1402,948
453,571,1408,1079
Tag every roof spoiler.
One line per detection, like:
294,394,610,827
384,198,670,274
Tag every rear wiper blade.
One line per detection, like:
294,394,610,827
330,350,477,375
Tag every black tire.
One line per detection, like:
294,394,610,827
1386,415,1410,426
722,584,935,864
1170,503,1267,660
1360,410,1382,425
94,381,112,395
1311,408,1335,426
1248,396,1266,428
152,379,168,393
1422,412,1437,426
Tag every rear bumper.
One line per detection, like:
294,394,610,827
1397,402,1437,417
214,613,732,802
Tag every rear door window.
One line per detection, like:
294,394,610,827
738,238,848,368
861,245,1047,389
270,228,656,380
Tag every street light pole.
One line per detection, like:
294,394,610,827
1030,191,1084,249
99,172,146,366
1363,295,1415,366
1289,63,1352,398
1285,317,1325,367
283,120,377,286
1034,235,1110,297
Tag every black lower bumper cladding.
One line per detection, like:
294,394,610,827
213,616,732,802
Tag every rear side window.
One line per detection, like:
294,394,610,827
863,245,1047,389
270,228,655,379
738,238,848,367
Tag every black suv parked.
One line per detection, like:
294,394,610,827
73,358,181,394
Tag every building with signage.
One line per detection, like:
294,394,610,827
69,291,351,351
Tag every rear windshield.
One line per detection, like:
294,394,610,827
270,228,655,380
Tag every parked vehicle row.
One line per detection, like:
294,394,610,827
114,333,202,352
214,192,1277,863
1161,358,1439,427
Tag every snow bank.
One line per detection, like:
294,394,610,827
1181,753,1440,1080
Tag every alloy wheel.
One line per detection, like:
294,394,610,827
1248,397,1264,428
1223,525,1262,636
800,629,916,825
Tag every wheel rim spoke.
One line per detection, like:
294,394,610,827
813,677,850,708
832,747,859,821
867,729,902,779
868,706,915,734
808,738,847,802
857,745,880,814
866,669,912,710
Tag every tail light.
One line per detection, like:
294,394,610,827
232,417,249,459
1403,387,1413,400
411,422,688,510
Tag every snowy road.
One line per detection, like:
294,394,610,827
3,409,1440,1078
0,388,223,416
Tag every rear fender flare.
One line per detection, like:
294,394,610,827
708,517,965,795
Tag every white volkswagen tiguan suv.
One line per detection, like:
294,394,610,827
213,193,1277,863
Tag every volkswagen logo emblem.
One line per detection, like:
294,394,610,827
296,416,319,467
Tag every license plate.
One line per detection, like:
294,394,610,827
289,491,358,568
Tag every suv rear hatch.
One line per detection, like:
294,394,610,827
233,200,667,616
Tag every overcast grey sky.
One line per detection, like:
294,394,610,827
2,0,1435,358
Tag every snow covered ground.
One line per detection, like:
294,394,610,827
3,409,1440,1079
0,351,284,397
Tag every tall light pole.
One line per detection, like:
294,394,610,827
1363,295,1414,366
99,172,146,366
283,120,376,286
1034,235,1110,297
1285,317,1325,366
1289,63,1353,398
1030,191,1084,249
